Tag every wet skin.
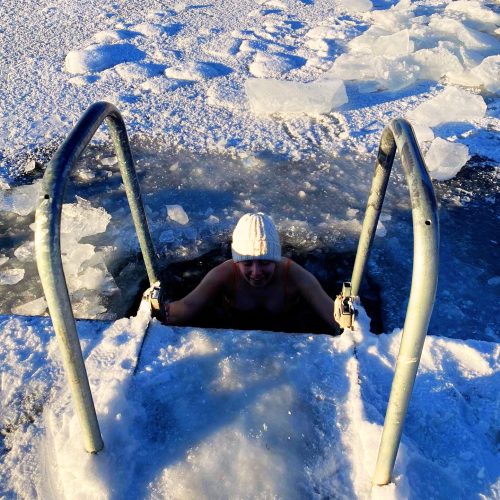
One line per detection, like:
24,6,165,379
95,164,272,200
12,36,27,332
236,260,276,287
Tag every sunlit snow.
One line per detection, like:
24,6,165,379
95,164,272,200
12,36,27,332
0,0,499,497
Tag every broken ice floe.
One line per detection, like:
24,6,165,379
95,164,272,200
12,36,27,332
245,78,347,115
14,241,35,263
424,138,470,181
0,268,25,286
11,296,47,316
407,87,486,127
326,0,499,94
167,205,189,225
0,181,41,217
57,197,118,318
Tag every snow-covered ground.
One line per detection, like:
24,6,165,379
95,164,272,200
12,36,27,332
1,0,499,172
1,305,499,498
1,0,499,497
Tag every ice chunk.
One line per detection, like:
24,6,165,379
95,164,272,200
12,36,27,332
25,159,37,173
428,17,500,51
411,47,463,81
445,1,500,27
0,268,25,285
100,155,118,166
12,296,47,316
245,78,347,115
337,0,372,12
14,241,35,262
65,43,146,74
0,180,41,216
425,138,470,181
0,254,8,266
376,221,386,237
329,54,418,91
76,266,118,294
71,294,107,318
370,0,415,31
62,243,96,278
407,87,486,127
167,205,189,225
411,122,434,144
205,215,220,225
61,197,111,243
372,30,414,57
471,56,500,94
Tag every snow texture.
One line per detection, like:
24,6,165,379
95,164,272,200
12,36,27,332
1,304,498,498
0,0,499,496
1,0,499,168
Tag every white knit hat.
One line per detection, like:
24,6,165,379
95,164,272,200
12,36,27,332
231,213,281,262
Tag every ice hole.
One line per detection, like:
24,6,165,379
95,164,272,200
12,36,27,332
129,244,384,334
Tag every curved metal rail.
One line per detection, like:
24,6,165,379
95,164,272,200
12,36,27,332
350,119,439,485
35,102,160,453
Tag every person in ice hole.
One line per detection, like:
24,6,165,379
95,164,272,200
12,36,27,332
149,213,343,334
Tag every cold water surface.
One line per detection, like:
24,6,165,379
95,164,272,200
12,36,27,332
0,141,497,341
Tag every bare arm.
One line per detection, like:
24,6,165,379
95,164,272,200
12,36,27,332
289,262,340,332
163,262,230,324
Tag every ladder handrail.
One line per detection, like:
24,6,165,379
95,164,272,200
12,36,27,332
350,119,439,485
35,101,160,453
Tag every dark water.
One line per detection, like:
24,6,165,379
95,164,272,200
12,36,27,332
0,140,498,341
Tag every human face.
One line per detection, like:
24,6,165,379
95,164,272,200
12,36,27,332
237,260,276,287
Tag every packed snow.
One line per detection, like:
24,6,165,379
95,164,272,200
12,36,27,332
1,304,499,498
0,0,499,169
0,0,499,497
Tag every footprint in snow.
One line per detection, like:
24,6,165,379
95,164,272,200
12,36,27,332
65,43,146,74
132,22,183,37
249,52,306,78
256,0,288,9
164,61,232,81
91,29,141,44
115,62,166,82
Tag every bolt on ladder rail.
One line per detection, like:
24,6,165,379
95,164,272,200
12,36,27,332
349,119,439,486
35,101,160,453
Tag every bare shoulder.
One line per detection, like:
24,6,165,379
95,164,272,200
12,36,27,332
204,259,234,284
287,259,316,281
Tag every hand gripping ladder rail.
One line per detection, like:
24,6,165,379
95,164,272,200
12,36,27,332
340,119,439,486
35,101,160,453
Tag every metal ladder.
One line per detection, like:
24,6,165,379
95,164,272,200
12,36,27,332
349,118,439,485
35,101,160,453
35,104,438,486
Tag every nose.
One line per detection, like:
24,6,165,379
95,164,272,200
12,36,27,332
250,262,263,277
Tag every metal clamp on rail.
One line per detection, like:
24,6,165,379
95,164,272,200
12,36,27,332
35,102,160,454
336,282,357,330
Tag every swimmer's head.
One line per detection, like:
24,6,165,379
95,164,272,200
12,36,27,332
231,213,281,263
